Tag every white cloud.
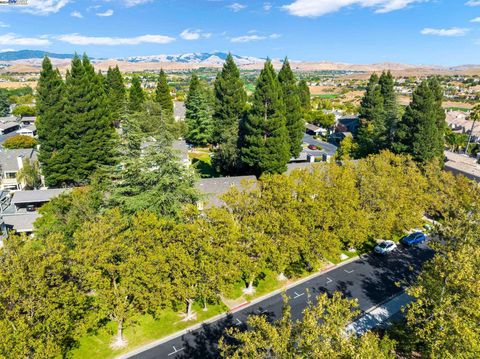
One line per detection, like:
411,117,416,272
96,9,114,17
0,49,15,53
466,1,480,6
22,0,71,15
263,2,272,11
230,33,281,43
471,17,480,22
283,0,423,17
70,11,83,18
421,27,470,37
123,0,153,7
180,29,212,41
228,3,247,12
0,21,9,28
56,33,175,45
0,33,51,46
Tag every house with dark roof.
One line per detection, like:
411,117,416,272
0,148,38,190
336,116,360,135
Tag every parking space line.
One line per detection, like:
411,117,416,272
168,346,184,356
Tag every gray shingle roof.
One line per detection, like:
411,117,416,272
174,102,186,120
0,148,37,172
196,176,257,207
3,212,40,233
11,188,68,205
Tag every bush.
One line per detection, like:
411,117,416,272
3,135,38,149
12,105,36,117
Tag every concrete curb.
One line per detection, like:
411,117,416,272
116,256,360,359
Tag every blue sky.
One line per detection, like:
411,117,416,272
0,0,478,65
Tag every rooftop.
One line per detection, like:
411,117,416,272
2,212,40,233
0,148,37,172
196,176,257,207
11,188,68,205
445,151,480,183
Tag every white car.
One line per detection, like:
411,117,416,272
374,240,397,255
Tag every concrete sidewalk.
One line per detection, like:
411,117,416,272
346,292,413,335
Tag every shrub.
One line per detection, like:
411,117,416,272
3,135,38,149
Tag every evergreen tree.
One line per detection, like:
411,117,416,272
394,79,445,163
105,65,126,121
0,91,8,116
185,74,213,146
356,73,385,156
128,76,145,113
154,69,174,120
241,60,290,176
211,53,246,175
278,58,304,158
36,56,69,187
63,54,117,184
297,79,311,112
379,71,398,148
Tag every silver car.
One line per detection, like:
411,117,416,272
374,240,397,255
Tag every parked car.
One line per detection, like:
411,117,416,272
401,232,427,246
374,240,397,255
308,145,318,150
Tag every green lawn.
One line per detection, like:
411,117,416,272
190,151,218,178
70,302,228,359
313,93,339,99
445,106,470,112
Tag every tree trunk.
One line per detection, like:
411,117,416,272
203,298,208,312
110,318,127,348
243,280,256,295
186,299,194,320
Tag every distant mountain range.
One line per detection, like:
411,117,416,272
0,50,479,75
121,52,264,65
0,50,263,65
0,50,75,61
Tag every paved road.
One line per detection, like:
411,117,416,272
302,134,338,157
128,244,434,359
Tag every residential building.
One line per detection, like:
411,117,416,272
336,116,360,135
195,176,257,209
174,101,186,122
11,188,67,212
16,124,37,137
305,123,326,136
0,148,38,190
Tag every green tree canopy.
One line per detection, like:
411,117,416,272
185,74,213,146
3,135,37,149
278,58,304,158
241,60,290,176
128,76,145,113
154,69,174,120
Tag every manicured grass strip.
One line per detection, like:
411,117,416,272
70,302,228,359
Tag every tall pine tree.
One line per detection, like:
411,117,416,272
394,78,445,163
211,53,246,175
241,60,290,176
185,74,213,146
356,73,385,156
0,91,8,116
298,79,311,112
278,58,304,158
36,56,68,187
379,71,398,148
129,76,145,113
63,54,117,184
155,69,174,120
105,65,126,122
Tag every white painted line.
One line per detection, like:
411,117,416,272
235,318,242,326
344,269,355,274
255,309,268,315
293,292,305,299
168,346,184,356
326,277,333,284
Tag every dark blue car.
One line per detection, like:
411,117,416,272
401,232,427,246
